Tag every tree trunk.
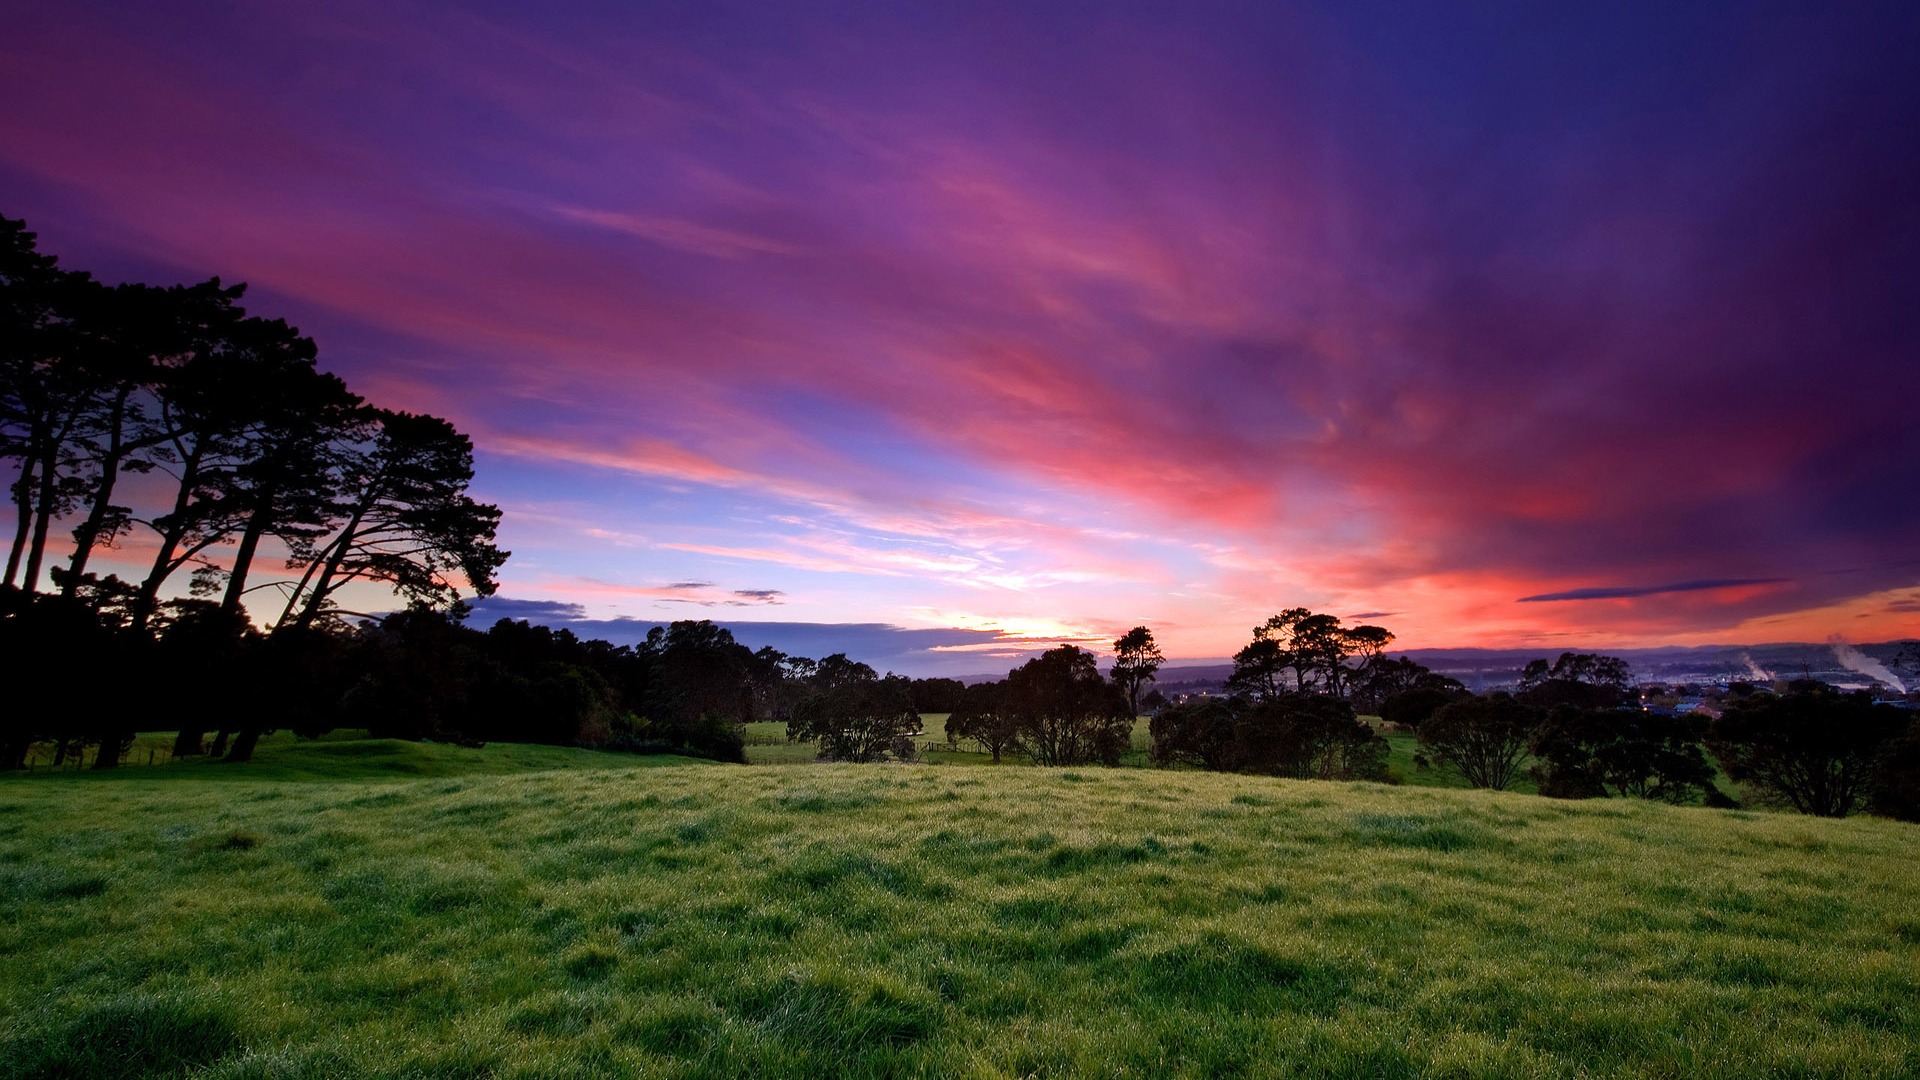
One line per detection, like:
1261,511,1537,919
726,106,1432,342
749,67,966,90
224,725,264,763
130,448,203,631
172,727,207,757
0,738,29,771
63,387,135,596
220,509,269,618
20,443,62,594
52,737,73,766
5,457,33,587
208,728,231,757
92,732,126,770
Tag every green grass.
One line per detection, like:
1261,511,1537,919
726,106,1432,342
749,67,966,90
4,738,1917,1078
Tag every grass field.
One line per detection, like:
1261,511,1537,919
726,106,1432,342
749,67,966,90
4,737,1917,1078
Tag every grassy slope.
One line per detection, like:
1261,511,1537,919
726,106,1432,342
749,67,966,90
4,740,1917,1079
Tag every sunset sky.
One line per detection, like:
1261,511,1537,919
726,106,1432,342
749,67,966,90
4,1,1917,674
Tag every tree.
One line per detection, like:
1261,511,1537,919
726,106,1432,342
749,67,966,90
279,410,505,630
1149,696,1239,770
1110,625,1164,717
1418,694,1541,790
947,680,1020,762
1349,656,1461,716
1002,645,1132,766
1226,634,1286,700
1233,694,1388,781
1869,716,1920,822
1528,707,1719,803
1378,686,1468,730
786,653,920,762
1707,686,1905,816
906,676,966,714
1517,653,1634,710
1,218,100,593
637,620,754,762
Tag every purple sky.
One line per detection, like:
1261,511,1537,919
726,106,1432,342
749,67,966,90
4,1,1917,674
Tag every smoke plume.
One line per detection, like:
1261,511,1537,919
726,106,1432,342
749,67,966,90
1828,637,1908,693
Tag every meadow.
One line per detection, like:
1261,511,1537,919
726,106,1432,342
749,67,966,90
4,737,1917,1079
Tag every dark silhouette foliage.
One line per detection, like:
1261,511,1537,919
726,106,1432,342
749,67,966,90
1378,686,1468,730
1529,707,1719,803
947,681,1020,762
786,654,920,762
1707,686,1906,816
1002,645,1132,766
906,676,966,714
1418,694,1542,790
1149,697,1240,771
1110,625,1164,717
1233,694,1389,781
1517,653,1634,710
1151,694,1386,780
1869,716,1920,821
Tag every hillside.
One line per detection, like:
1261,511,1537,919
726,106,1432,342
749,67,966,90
3,740,1917,1079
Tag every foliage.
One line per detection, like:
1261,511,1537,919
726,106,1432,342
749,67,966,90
1002,645,1133,766
786,654,920,762
947,681,1020,762
1378,686,1467,730
1,216,505,632
1518,653,1634,710
1708,686,1907,816
1528,707,1719,803
1110,625,1164,717
1151,694,1387,780
1236,695,1388,780
1869,716,1920,822
1349,656,1463,715
906,676,966,713
1418,693,1542,790
1149,697,1240,770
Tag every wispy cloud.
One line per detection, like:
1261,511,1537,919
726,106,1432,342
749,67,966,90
1518,579,1791,603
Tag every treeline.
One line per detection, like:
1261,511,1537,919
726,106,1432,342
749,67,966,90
2,218,505,629
2,215,505,765
1136,617,1916,820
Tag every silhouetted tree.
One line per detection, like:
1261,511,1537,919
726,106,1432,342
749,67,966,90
1869,717,1920,822
1234,694,1389,781
280,410,505,630
1350,656,1462,716
1226,634,1286,700
1110,625,1164,718
1707,686,1905,816
1002,645,1132,766
1,218,98,593
1418,694,1542,790
947,680,1019,762
1529,707,1719,803
1149,696,1239,770
906,676,966,714
1378,685,1469,730
1517,653,1634,709
787,654,919,762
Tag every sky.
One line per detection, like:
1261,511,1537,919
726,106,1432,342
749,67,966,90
3,1,1918,675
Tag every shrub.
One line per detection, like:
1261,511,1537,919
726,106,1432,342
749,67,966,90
1707,687,1906,816
1418,694,1541,790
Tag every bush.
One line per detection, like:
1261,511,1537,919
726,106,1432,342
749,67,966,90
1151,694,1386,781
1868,716,1920,821
1707,687,1906,816
1529,707,1719,803
1378,687,1464,731
1418,694,1541,790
